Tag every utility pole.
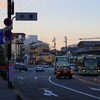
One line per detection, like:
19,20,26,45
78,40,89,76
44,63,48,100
65,36,67,55
52,37,56,50
52,37,57,55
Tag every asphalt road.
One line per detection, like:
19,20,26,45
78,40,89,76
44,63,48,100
14,67,100,100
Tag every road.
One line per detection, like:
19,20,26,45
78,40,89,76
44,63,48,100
14,66,100,100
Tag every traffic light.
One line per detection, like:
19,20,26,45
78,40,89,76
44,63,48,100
3,18,12,60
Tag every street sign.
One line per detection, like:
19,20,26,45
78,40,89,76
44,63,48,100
0,29,3,44
16,12,37,21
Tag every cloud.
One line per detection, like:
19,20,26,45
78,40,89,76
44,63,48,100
0,0,6,9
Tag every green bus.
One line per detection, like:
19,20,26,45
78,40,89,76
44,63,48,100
77,55,100,75
53,56,70,74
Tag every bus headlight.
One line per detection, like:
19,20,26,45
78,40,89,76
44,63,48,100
97,70,100,72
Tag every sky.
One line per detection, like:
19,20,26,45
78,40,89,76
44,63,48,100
0,0,100,50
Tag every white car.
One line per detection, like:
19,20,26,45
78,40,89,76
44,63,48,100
36,65,44,72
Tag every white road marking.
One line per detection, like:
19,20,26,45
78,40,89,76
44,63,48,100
43,89,58,97
34,77,37,79
20,82,23,84
90,87,100,92
18,77,20,79
21,77,24,80
39,88,50,90
49,76,100,100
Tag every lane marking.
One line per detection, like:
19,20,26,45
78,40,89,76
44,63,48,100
21,77,24,80
19,82,23,84
49,76,100,100
39,88,50,90
43,89,58,97
34,77,37,79
17,77,24,80
74,75,100,86
90,87,100,92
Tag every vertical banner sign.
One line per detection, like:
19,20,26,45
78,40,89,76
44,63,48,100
0,29,3,44
9,63,14,82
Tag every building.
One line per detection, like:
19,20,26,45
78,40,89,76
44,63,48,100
73,41,100,55
29,41,53,65
11,33,26,63
24,35,38,54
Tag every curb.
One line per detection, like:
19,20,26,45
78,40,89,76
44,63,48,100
16,94,23,100
15,86,30,100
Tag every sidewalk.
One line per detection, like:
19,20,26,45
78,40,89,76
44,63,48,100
0,76,17,100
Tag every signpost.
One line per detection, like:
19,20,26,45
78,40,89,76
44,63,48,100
16,12,37,21
9,63,14,82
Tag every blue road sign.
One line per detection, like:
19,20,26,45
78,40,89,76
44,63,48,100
0,29,3,44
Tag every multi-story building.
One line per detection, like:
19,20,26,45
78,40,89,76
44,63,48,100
29,41,53,65
11,33,26,63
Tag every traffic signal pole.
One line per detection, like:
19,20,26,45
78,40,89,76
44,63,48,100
7,0,13,88
7,0,11,60
8,0,11,19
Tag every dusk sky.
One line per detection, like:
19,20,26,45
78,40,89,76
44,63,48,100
0,0,100,50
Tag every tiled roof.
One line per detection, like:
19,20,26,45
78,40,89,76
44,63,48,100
78,41,100,46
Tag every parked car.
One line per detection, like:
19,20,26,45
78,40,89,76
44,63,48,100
36,65,44,72
70,63,75,71
15,62,27,72
56,65,73,79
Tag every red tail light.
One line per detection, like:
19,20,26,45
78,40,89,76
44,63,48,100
69,70,73,74
57,70,60,74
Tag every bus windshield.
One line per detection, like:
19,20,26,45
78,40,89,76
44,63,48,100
84,59,98,67
57,61,70,66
